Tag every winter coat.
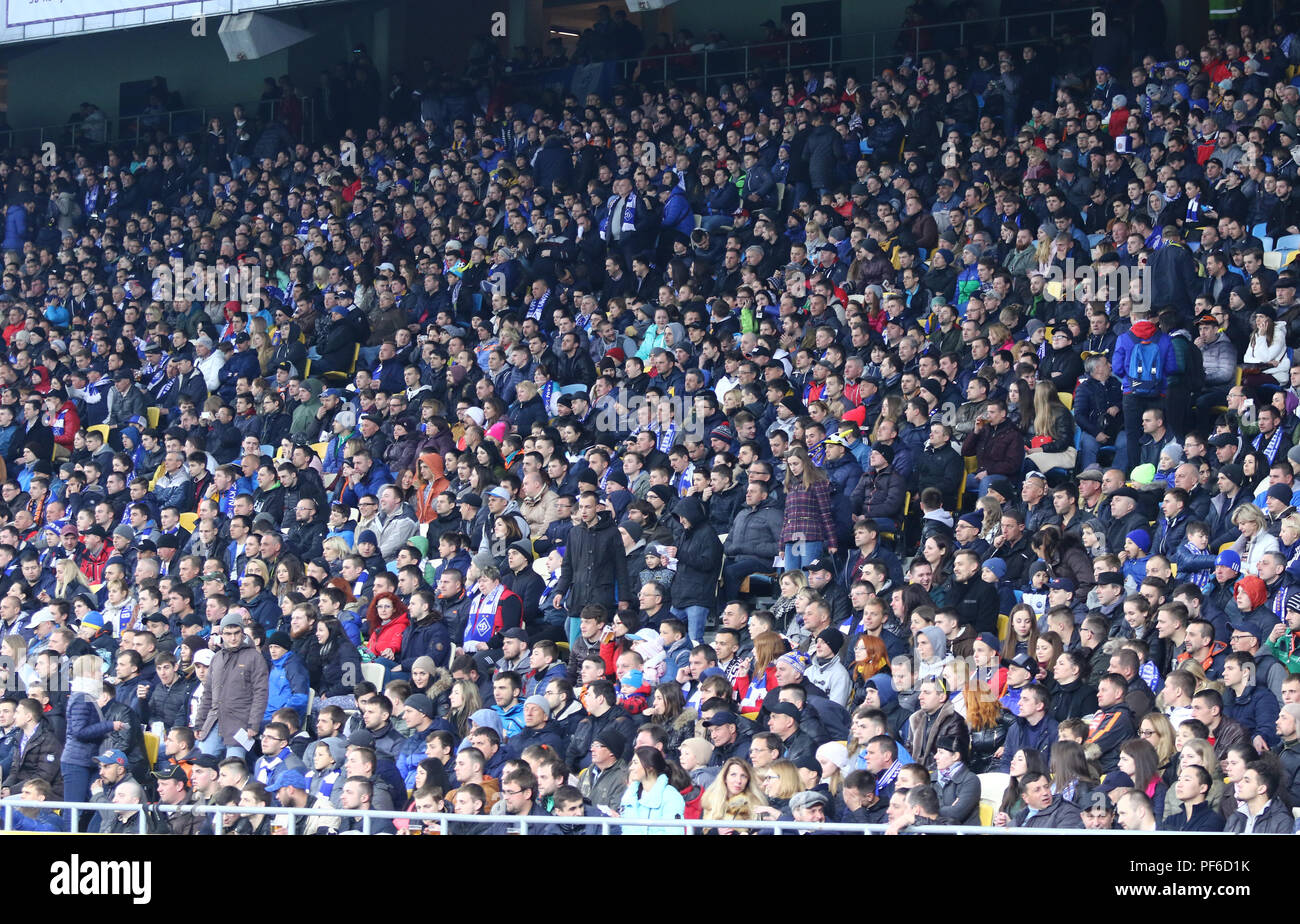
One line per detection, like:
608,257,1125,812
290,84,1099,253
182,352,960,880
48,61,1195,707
555,510,633,615
400,613,451,671
851,464,906,519
618,773,687,834
142,675,197,732
1223,683,1281,747
1013,794,1085,828
780,479,835,546
317,626,363,698
62,690,116,768
579,759,630,810
1223,798,1294,834
804,124,843,190
935,762,981,825
2,720,63,796
724,496,783,561
963,420,1024,477
669,497,723,612
264,649,311,723
905,699,967,770
912,443,964,510
195,638,270,747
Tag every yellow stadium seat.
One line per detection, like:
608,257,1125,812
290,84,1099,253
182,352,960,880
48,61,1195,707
1058,391,1073,410
146,407,162,429
143,731,159,768
87,424,110,444
179,512,198,532
997,613,1009,641
979,802,994,826
310,442,327,460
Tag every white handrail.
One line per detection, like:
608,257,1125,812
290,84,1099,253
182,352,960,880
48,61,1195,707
0,798,1230,835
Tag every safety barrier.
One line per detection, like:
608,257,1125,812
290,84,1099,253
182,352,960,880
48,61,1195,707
0,798,1224,835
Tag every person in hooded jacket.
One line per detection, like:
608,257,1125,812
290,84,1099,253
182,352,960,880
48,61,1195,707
667,496,724,645
502,540,545,632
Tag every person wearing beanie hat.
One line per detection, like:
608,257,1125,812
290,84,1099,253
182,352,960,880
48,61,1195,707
678,737,716,788
805,628,851,706
857,440,905,529
262,629,310,734
583,726,629,810
507,694,564,757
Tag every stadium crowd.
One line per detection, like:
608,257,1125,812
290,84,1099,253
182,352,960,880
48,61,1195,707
2,2,1300,835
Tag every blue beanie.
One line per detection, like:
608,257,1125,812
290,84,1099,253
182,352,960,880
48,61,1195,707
1126,529,1151,553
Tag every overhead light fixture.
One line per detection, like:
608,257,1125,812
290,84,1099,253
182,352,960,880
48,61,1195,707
549,28,580,36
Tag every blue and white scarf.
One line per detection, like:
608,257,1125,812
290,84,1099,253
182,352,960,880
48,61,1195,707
600,192,638,240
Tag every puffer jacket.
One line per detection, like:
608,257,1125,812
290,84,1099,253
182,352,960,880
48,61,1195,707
618,773,688,834
195,638,270,747
264,649,311,723
850,464,906,519
669,497,724,611
723,496,783,561
142,675,198,732
62,689,116,767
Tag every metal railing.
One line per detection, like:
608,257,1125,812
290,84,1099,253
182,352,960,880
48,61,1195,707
0,798,1226,835
506,6,1099,93
1,96,317,155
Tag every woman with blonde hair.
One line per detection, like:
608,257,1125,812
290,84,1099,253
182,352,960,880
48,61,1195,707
1231,504,1279,576
63,654,123,826
54,557,93,601
770,572,806,632
700,757,768,833
1026,382,1077,472
446,678,483,738
754,759,804,817
321,536,351,570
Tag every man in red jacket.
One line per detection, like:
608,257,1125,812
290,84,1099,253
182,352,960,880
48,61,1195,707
44,389,79,460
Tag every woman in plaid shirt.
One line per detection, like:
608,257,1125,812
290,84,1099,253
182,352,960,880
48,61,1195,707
779,446,836,572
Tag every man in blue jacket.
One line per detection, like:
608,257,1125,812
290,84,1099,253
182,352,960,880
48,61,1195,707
264,632,310,724
1111,308,1177,471
656,183,695,264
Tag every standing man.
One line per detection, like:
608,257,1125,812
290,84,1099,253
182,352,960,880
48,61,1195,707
1111,308,1176,472
194,613,269,758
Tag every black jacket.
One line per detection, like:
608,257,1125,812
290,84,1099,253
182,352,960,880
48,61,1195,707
555,509,633,616
911,442,964,510
669,497,724,612
142,676,197,733
1161,801,1225,831
950,577,1000,635
1,720,63,797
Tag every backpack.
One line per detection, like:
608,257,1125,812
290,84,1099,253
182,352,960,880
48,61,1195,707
1127,333,1163,395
